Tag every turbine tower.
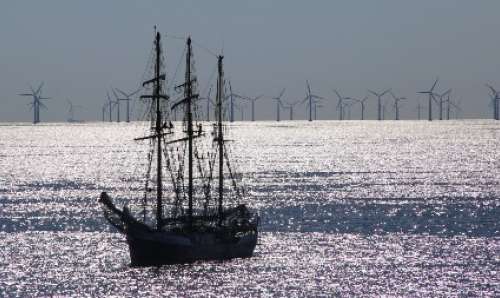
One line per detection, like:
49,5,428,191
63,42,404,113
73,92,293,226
284,100,300,120
345,95,368,120
111,89,122,122
239,94,263,121
66,99,84,122
445,93,457,120
314,102,324,120
415,97,425,120
18,82,51,124
342,101,353,120
333,90,347,120
368,89,391,121
389,91,406,120
449,98,462,119
418,78,439,121
198,85,213,121
106,91,115,122
67,99,75,122
235,101,247,121
101,102,108,122
116,87,141,122
486,84,500,120
228,81,235,122
273,88,286,122
436,89,451,120
302,81,323,121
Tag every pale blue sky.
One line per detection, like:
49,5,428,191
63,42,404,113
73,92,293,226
1,1,500,121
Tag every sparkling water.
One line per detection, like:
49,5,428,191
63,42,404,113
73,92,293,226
0,120,498,296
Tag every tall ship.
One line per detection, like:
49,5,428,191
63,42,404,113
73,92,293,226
98,30,259,266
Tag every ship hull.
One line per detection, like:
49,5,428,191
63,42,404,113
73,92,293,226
99,191,259,266
126,229,258,266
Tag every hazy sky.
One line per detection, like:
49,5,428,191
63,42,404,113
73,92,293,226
1,1,500,122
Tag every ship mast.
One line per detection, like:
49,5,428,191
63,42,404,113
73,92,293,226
171,37,198,227
216,55,224,225
186,37,194,227
137,30,168,231
154,32,163,231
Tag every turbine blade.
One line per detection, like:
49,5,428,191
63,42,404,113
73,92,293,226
35,82,44,95
278,88,286,99
430,77,439,92
333,89,342,100
430,93,439,103
129,88,142,97
116,88,128,98
485,84,497,95
381,89,391,97
112,88,119,99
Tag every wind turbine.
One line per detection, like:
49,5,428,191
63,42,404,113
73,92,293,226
486,84,499,120
415,97,425,120
273,88,286,122
116,87,141,122
18,82,50,124
238,94,263,121
67,99,75,122
111,88,123,122
389,91,406,120
198,85,214,121
417,78,439,121
227,81,236,122
302,81,323,121
345,95,369,120
223,81,248,122
342,101,354,120
368,89,391,121
106,91,115,122
449,98,462,119
445,93,455,120
66,99,84,122
436,89,451,120
101,102,108,122
314,102,324,120
284,100,300,120
234,101,247,121
333,90,348,120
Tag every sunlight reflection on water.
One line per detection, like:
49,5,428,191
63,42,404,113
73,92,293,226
0,120,499,296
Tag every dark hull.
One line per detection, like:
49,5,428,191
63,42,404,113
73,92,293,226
99,192,259,266
126,229,258,266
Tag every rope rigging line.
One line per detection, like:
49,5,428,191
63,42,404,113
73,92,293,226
167,47,187,93
191,39,219,58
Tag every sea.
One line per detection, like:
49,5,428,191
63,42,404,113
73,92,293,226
0,120,498,297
